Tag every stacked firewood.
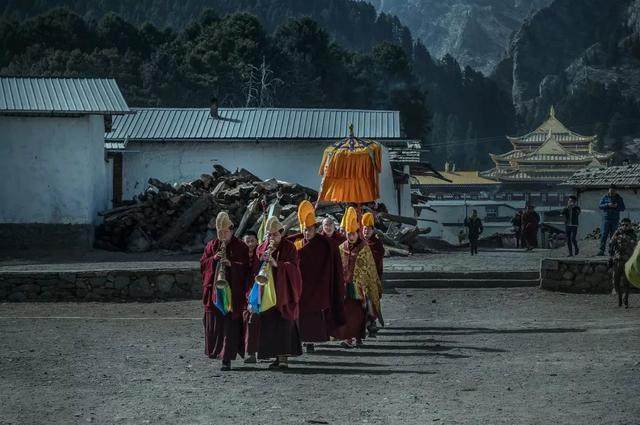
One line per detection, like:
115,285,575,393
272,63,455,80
95,165,318,252
95,165,432,255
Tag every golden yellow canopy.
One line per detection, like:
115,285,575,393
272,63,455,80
318,125,382,204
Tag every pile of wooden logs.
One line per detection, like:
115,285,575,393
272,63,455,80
95,166,315,252
95,165,432,255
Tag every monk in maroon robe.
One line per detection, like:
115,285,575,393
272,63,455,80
256,217,303,369
241,231,261,364
289,202,345,353
321,216,346,249
521,205,540,251
201,212,249,371
331,207,381,348
362,212,384,335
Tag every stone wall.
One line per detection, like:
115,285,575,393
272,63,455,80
540,258,612,293
0,267,201,302
0,224,94,249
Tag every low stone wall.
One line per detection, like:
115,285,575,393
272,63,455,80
540,258,612,294
0,223,94,249
0,267,202,302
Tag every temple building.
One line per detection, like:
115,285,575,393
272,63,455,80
481,107,613,206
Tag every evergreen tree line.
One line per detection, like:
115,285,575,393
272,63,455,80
0,7,516,169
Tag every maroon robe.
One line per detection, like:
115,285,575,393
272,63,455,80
256,238,303,359
243,246,261,354
366,234,384,280
522,211,540,248
291,233,345,342
201,236,249,360
322,230,346,250
331,240,367,341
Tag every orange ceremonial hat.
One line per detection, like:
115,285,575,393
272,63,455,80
298,200,316,230
343,207,359,234
361,212,375,227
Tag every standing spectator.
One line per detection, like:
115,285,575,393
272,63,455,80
464,210,484,255
511,211,523,248
598,184,626,255
521,204,540,251
562,196,581,257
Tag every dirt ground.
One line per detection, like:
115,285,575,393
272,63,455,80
1,288,639,425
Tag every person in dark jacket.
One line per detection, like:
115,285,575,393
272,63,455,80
511,211,523,248
464,210,484,255
598,185,626,255
561,196,581,257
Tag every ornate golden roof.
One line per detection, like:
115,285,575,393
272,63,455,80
483,107,613,184
507,106,596,150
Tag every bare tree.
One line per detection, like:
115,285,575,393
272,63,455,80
243,56,283,107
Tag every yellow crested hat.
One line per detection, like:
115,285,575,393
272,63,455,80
215,211,233,231
266,216,284,234
361,212,375,227
343,207,359,234
297,200,316,230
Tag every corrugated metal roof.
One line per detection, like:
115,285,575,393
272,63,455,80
106,108,401,141
563,164,640,188
0,77,130,115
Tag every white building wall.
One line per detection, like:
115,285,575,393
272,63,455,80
122,141,401,214
577,190,640,238
0,114,107,224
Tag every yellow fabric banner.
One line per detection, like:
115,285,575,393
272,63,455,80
624,241,640,289
260,267,277,312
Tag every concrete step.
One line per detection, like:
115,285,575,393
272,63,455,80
384,278,540,289
384,271,539,281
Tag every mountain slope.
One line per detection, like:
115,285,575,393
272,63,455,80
502,0,640,155
365,0,552,74
0,0,413,53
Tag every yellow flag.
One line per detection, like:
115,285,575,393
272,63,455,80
260,267,277,312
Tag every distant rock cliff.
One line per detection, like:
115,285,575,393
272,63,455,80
366,0,552,74
502,0,640,128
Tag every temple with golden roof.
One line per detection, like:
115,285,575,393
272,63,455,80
480,107,613,205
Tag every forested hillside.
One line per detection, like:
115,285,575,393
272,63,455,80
0,7,516,168
497,0,640,158
0,0,414,53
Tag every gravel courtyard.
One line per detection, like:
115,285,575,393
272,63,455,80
1,287,639,425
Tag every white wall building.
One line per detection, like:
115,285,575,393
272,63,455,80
106,107,417,215
0,77,131,248
563,164,640,238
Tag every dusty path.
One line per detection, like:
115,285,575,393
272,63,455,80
1,288,639,425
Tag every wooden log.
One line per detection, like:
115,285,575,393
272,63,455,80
384,245,411,257
158,194,211,248
378,212,418,226
212,164,231,177
378,231,409,250
211,181,227,198
281,211,299,233
99,202,148,217
148,178,174,193
234,198,259,237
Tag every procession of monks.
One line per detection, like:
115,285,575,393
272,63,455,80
200,202,385,370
